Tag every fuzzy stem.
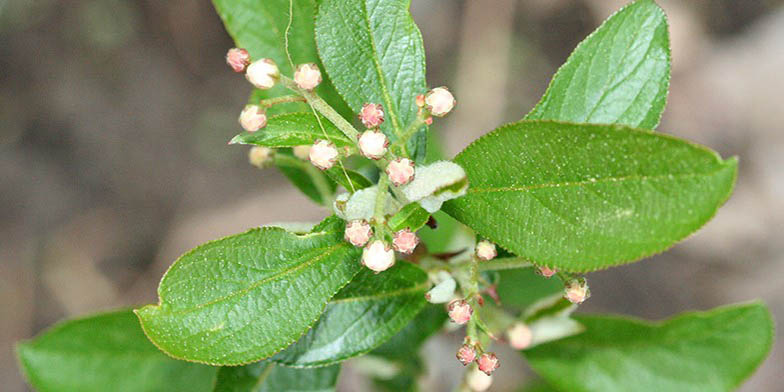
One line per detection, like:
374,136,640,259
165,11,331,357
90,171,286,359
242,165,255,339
373,174,390,228
280,76,359,140
257,94,306,107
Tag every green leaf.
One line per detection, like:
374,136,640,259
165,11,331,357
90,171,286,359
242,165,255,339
274,150,337,205
525,0,671,129
135,216,362,365
230,113,353,148
315,0,428,159
213,0,351,118
388,203,430,232
325,167,373,191
272,262,428,367
443,120,737,272
16,310,217,392
371,304,448,360
214,362,339,392
497,269,563,310
525,302,774,392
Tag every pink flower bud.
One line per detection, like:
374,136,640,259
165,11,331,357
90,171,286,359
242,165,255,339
447,299,472,325
358,130,388,160
292,145,311,160
392,228,419,254
239,105,267,132
308,139,338,170
344,220,372,247
226,48,251,73
245,59,279,90
466,367,493,392
424,87,456,117
248,146,273,168
385,158,415,186
475,240,497,261
564,278,591,304
294,63,322,90
538,266,557,278
359,103,385,128
424,116,433,125
456,344,477,366
361,240,395,273
506,322,533,350
415,94,426,108
477,352,499,376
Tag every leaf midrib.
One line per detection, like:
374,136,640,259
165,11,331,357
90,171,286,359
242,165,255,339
360,0,402,133
330,281,429,304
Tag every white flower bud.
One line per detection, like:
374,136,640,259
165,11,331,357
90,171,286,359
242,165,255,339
424,87,456,117
564,278,590,304
506,322,533,350
361,240,395,273
358,103,385,128
245,59,279,90
293,63,322,90
226,48,251,73
386,158,415,187
392,228,419,254
447,299,472,325
292,145,311,160
475,240,497,261
358,130,388,160
308,139,338,170
248,146,273,168
344,220,372,247
239,105,267,132
466,367,493,392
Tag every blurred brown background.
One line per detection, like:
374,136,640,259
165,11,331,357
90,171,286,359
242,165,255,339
1,1,782,391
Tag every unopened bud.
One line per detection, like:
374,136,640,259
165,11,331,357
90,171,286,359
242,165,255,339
248,146,273,168
564,278,590,304
477,352,499,376
475,240,497,261
424,116,433,125
506,322,533,350
538,266,557,278
456,344,477,366
392,228,419,254
415,94,426,108
239,105,267,132
466,367,493,392
308,139,338,170
362,240,395,273
293,63,322,90
245,59,279,90
226,48,251,73
292,145,311,160
424,87,456,117
358,130,388,160
425,276,456,304
386,158,415,186
447,299,472,325
359,103,385,128
344,220,372,247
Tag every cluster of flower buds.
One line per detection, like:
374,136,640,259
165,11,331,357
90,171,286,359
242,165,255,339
447,299,473,325
475,240,497,261
564,278,591,304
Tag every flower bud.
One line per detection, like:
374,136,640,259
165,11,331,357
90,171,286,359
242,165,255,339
456,344,477,366
447,299,472,325
293,63,322,90
477,352,499,376
392,228,419,254
424,87,456,117
386,158,415,187
359,103,385,128
424,116,433,125
292,145,311,160
226,48,251,73
466,367,493,392
245,59,279,90
506,322,533,350
248,146,273,168
415,94,426,108
344,220,372,247
475,240,497,261
564,278,591,304
362,240,395,273
538,266,557,278
358,130,388,160
239,105,267,132
308,139,339,170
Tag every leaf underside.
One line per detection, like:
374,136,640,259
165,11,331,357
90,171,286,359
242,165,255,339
213,362,340,392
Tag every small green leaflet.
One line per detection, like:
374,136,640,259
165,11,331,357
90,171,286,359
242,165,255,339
525,302,774,392
315,0,429,161
443,120,737,272
387,203,431,232
272,262,428,367
325,167,373,191
16,310,217,392
135,216,362,365
213,362,339,392
230,113,353,148
525,0,671,129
